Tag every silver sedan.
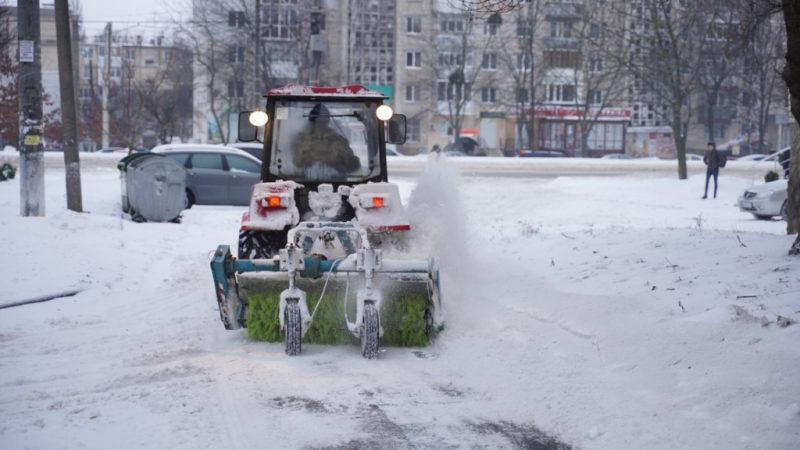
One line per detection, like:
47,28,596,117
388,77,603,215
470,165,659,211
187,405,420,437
737,179,788,220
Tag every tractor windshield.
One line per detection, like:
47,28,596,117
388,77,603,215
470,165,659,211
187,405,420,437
268,100,381,182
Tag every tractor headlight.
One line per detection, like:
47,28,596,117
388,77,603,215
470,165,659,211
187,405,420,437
376,105,393,121
249,110,269,127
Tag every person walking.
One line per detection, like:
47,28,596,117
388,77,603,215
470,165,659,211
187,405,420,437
702,141,721,199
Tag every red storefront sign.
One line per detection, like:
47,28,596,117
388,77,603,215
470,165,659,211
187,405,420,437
533,106,631,121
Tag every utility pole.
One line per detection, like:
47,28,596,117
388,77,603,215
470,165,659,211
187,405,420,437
102,22,111,148
55,0,82,212
17,0,45,216
254,0,261,107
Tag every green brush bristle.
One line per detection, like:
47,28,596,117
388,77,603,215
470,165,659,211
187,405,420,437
241,276,431,346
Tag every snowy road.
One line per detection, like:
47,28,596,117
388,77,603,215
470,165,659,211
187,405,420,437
1,159,798,449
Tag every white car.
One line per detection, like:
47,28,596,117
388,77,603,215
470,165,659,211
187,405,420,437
734,154,766,162
737,179,788,220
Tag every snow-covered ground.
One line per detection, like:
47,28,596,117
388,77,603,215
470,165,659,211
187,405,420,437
0,158,798,449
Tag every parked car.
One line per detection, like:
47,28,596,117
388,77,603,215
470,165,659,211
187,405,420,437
737,179,788,220
734,154,766,162
227,142,264,161
686,153,703,161
385,144,403,157
518,149,567,158
600,153,632,160
444,137,482,155
150,144,261,207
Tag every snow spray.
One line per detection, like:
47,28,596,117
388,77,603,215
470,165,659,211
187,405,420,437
406,154,471,282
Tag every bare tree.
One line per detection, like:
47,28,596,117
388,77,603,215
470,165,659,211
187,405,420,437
424,11,496,148
137,41,193,144
568,0,628,157
614,0,715,179
739,14,786,154
498,0,544,150
180,0,321,143
696,3,745,146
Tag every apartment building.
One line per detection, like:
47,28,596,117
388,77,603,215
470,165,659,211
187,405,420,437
78,33,191,150
192,0,353,143
1,5,79,124
393,0,629,156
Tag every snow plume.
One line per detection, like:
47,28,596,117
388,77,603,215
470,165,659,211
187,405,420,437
406,154,470,281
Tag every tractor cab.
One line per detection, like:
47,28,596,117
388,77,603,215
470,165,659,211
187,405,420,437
238,85,407,188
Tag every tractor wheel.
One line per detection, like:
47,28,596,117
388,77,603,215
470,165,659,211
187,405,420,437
284,300,302,356
238,230,285,259
361,302,380,359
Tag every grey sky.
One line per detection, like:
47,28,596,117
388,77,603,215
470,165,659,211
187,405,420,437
73,0,188,37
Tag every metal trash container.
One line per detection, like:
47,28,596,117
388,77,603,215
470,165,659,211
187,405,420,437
118,153,187,223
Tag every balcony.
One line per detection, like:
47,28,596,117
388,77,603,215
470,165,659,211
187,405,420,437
545,1,585,20
544,36,580,50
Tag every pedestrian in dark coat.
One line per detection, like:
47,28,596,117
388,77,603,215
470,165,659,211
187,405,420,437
702,142,720,199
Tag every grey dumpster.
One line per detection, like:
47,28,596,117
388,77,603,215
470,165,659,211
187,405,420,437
118,153,187,222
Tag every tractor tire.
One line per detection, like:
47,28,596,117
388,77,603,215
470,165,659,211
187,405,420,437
361,302,380,359
238,230,286,259
284,300,302,356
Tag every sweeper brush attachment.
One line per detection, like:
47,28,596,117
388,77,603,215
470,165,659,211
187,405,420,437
210,223,443,359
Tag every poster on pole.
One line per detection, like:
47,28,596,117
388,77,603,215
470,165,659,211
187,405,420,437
19,40,34,63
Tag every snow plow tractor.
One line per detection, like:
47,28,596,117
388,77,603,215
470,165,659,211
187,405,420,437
209,85,442,358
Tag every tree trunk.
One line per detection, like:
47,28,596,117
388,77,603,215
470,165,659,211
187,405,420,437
782,0,800,253
673,108,688,179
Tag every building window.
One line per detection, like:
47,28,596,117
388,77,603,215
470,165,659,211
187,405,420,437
481,87,497,103
406,16,421,33
438,52,463,67
229,10,246,28
126,49,135,60
544,50,579,69
587,123,623,151
589,55,603,72
144,59,155,66
483,21,499,36
549,20,572,38
406,51,421,68
548,84,576,103
229,46,245,63
228,80,244,98
79,86,92,99
517,18,533,37
405,85,418,102
517,88,529,103
407,118,420,142
310,12,325,32
262,6,299,40
437,81,471,101
481,53,497,70
440,17,465,34
589,89,602,105
517,53,531,71
590,23,601,39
